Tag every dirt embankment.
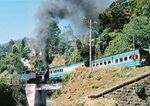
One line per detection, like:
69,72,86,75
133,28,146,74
49,66,150,106
49,55,65,67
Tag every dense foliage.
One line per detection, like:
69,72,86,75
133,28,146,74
0,0,150,103
0,39,28,105
60,0,150,63
1,0,150,68
0,40,24,73
0,79,16,106
95,0,150,57
0,78,27,106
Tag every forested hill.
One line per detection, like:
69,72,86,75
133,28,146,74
0,0,150,105
96,0,150,57
0,0,150,74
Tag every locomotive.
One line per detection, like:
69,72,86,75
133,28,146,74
21,47,150,81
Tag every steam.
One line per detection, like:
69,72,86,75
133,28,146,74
21,58,31,70
32,0,113,60
37,0,113,34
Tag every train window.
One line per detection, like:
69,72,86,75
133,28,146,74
136,55,138,59
115,59,118,63
104,61,107,65
93,64,95,67
120,58,123,62
129,56,132,59
100,62,103,65
124,57,128,61
108,61,111,64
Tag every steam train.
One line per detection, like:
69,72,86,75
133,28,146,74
49,48,150,79
21,47,150,81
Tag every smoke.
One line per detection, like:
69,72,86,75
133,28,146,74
37,0,113,35
33,0,113,61
21,58,31,70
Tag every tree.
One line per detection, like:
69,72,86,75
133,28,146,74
95,28,112,56
9,40,15,46
44,21,61,64
128,0,150,17
76,39,82,51
12,45,18,54
104,32,129,56
99,0,131,31
123,16,150,48
0,79,16,106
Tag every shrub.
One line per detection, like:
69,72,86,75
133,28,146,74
53,90,62,98
76,102,84,106
92,84,99,89
0,65,7,73
135,84,145,97
0,79,16,106
62,74,72,85
96,76,101,80
113,103,119,106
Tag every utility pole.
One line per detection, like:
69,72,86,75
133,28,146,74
133,35,135,52
82,17,94,73
133,34,136,67
89,19,92,73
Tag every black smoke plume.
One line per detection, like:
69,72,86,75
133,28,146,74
33,0,113,62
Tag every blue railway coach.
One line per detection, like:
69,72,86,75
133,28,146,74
49,62,84,79
92,48,150,68
49,48,150,79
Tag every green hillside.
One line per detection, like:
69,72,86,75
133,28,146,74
0,0,150,105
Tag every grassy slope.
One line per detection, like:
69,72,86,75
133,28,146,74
49,55,65,67
50,66,150,106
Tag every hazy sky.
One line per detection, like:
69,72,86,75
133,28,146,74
0,0,43,44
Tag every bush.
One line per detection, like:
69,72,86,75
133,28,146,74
113,103,119,106
0,79,27,106
96,76,101,80
135,84,145,97
0,79,16,106
0,65,7,73
62,74,72,85
76,102,84,106
53,90,62,98
92,84,99,89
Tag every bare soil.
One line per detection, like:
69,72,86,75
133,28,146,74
49,66,150,106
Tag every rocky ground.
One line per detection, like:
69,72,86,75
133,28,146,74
49,66,150,106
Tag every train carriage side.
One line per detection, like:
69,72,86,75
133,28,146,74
49,62,84,79
92,49,142,67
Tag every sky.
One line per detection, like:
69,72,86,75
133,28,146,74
0,0,43,44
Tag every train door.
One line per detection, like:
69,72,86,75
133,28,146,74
139,49,150,66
